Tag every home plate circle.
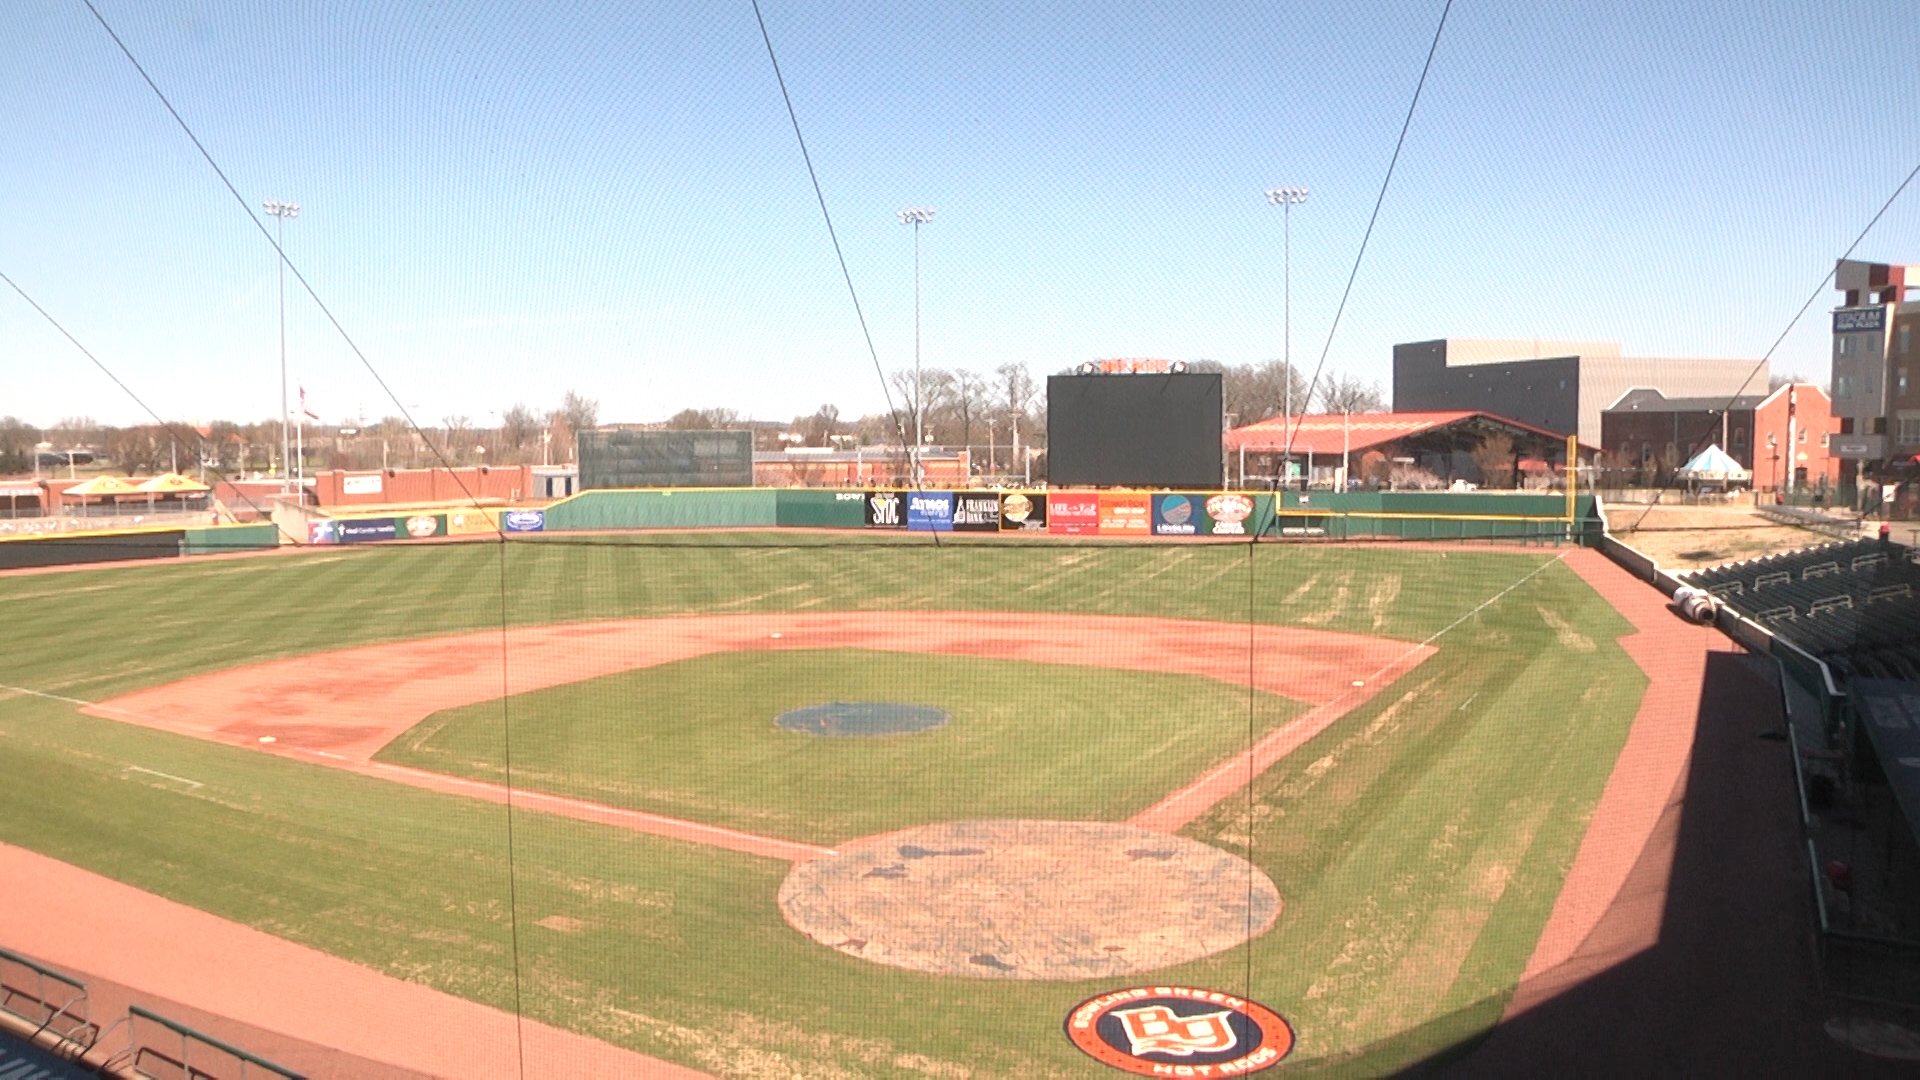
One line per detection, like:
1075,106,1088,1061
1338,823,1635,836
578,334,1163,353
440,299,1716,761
778,820,1280,979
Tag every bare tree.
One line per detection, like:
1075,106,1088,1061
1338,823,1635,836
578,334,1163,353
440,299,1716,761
1193,360,1308,426
441,415,472,465
1470,433,1516,489
560,390,598,434
796,404,841,447
995,362,1038,418
51,416,97,447
890,368,955,446
499,404,540,451
949,369,988,451
663,407,741,430
1315,373,1386,415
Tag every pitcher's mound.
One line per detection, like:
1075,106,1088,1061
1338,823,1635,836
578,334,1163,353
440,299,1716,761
778,820,1280,979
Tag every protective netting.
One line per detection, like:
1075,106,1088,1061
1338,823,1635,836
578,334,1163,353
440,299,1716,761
0,524,1756,1077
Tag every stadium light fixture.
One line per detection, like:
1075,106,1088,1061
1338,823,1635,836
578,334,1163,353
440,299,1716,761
1265,187,1307,484
263,200,300,493
898,207,935,485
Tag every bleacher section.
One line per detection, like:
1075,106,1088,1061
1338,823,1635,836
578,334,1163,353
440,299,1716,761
1686,539,1920,680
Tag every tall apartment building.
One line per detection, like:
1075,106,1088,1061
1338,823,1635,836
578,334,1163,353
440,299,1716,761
1392,339,1764,448
1829,259,1920,484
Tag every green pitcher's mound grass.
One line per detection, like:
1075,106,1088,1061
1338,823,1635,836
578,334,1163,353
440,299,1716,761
375,648,1303,845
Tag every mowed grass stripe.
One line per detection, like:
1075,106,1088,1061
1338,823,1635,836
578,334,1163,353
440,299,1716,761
0,541,1643,1076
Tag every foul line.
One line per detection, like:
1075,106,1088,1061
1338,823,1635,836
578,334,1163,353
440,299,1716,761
0,683,214,733
1134,551,1570,832
125,765,202,789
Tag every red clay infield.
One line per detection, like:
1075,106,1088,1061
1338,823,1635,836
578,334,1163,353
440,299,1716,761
86,611,1436,855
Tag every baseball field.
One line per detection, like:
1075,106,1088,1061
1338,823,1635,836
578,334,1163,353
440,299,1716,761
0,533,1650,1076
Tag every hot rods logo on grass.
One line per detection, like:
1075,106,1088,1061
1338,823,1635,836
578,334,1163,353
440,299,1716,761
1065,986,1293,1076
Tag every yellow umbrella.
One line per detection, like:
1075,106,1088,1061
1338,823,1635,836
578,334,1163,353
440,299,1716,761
61,474,137,518
134,472,211,494
62,475,138,497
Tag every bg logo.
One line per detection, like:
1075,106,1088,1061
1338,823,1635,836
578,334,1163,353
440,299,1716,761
1113,1004,1235,1056
1065,986,1293,1076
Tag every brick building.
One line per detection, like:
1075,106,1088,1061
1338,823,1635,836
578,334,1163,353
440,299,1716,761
1829,259,1920,488
1601,383,1839,492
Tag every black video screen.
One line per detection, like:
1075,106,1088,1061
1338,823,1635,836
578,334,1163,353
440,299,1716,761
1047,373,1223,488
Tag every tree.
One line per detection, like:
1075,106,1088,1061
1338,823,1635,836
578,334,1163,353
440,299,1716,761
890,367,954,446
1315,373,1386,415
440,415,472,465
499,404,540,451
1469,433,1516,489
560,390,598,434
995,363,1038,418
664,408,740,430
1194,360,1308,426
947,369,989,452
0,416,35,474
796,404,841,447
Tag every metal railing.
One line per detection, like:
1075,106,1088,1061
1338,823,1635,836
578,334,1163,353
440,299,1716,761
127,1005,304,1080
0,944,94,1050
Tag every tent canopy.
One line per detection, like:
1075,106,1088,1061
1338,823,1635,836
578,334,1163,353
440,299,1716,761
62,475,138,497
1677,443,1751,482
135,472,210,494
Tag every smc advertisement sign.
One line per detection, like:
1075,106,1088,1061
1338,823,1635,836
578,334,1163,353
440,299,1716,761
864,491,906,529
502,509,546,533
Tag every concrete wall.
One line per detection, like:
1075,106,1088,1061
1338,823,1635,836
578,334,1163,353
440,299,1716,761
1392,342,1582,437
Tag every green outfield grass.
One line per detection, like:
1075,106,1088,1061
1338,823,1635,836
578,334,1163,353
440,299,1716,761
376,648,1303,845
0,535,1643,1076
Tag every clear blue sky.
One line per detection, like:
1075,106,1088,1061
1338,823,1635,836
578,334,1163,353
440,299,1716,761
3,0,1916,429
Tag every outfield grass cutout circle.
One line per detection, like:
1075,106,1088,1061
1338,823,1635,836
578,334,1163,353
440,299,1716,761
776,701,950,737
778,820,1281,979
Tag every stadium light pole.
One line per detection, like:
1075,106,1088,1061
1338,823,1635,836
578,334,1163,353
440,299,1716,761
263,200,300,493
899,207,935,486
1265,187,1307,486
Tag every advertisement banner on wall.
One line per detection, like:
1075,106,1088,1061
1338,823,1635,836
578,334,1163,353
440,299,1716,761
1098,493,1151,535
1152,494,1202,536
341,473,384,496
338,518,399,543
402,514,448,539
1202,493,1258,536
951,492,1001,532
307,520,338,544
501,509,546,533
907,491,955,531
999,492,1048,531
1048,492,1100,535
864,490,907,529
